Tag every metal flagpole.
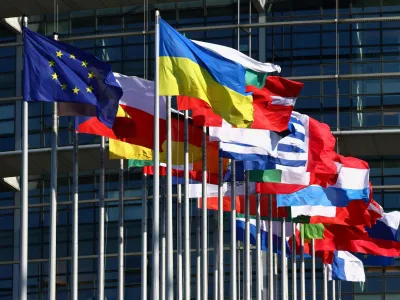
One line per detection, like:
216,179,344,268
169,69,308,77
231,160,237,300
97,136,105,300
281,218,287,300
256,193,262,300
177,184,183,300
49,32,59,300
72,126,79,300
20,15,28,300
323,264,328,300
238,241,241,300
244,171,251,300
183,110,191,300
214,214,219,300
166,95,174,300
161,177,166,300
118,159,124,300
141,173,148,300
312,239,316,300
292,223,297,300
300,235,305,300
196,195,201,300
338,280,341,300
332,280,336,300
201,126,208,300
268,195,274,300
152,10,161,300
218,155,224,300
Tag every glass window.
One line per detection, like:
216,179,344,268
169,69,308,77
352,95,381,108
0,105,14,120
352,62,380,74
352,46,380,62
352,111,381,127
352,79,381,94
0,73,15,88
383,29,400,45
351,30,380,46
71,17,95,34
383,111,400,126
293,33,320,49
383,78,400,94
98,16,122,32
0,121,14,134
0,58,15,73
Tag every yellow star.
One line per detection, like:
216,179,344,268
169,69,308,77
70,54,76,59
73,87,80,94
86,86,93,93
51,73,58,80
48,60,55,67
364,254,368,259
88,72,95,79
61,84,67,90
81,61,88,67
56,51,63,58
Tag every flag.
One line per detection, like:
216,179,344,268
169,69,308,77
211,114,307,169
291,200,372,227
23,27,122,128
159,18,253,128
302,223,400,257
247,112,338,194
236,217,292,255
201,195,288,219
178,76,303,132
75,74,204,165
327,251,365,283
276,156,370,207
351,210,399,266
188,181,256,198
110,140,153,165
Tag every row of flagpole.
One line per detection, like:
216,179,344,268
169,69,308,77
16,9,338,300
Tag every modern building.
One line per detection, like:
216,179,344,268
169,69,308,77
0,0,399,299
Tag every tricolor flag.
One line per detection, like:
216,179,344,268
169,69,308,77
178,76,303,132
277,155,370,207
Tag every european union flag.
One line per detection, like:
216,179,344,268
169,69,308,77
23,27,123,128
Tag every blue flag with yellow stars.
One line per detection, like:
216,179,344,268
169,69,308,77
23,27,123,128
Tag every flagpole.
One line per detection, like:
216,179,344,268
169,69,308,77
183,110,192,300
152,10,161,300
218,155,224,300
201,125,208,300
268,195,274,300
231,160,237,300
300,235,305,300
292,223,297,300
97,136,105,300
256,193,262,300
238,241,241,299
332,280,336,300
338,281,341,300
214,214,219,300
118,159,124,300
166,95,174,300
196,195,201,300
49,32,59,300
244,171,251,300
323,264,328,300
161,177,166,300
72,127,79,300
141,173,148,300
281,217,287,300
312,239,316,300
177,183,183,300
20,15,28,300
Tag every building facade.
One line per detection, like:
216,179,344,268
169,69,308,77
0,0,399,299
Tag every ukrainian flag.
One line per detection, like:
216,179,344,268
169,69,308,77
159,18,254,128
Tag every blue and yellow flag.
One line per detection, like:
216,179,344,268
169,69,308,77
23,27,123,128
159,18,254,128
